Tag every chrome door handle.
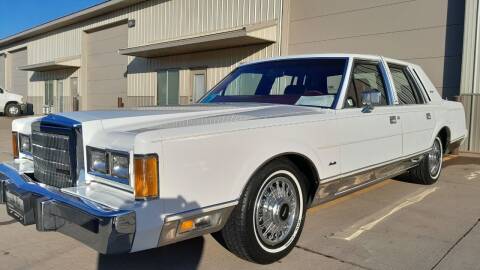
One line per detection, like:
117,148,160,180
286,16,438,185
426,113,432,120
390,116,398,124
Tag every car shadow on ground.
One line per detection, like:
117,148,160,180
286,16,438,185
97,236,205,270
394,156,480,184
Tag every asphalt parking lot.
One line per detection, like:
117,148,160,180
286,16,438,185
0,117,479,270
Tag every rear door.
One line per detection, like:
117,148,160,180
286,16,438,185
386,62,435,155
336,59,403,174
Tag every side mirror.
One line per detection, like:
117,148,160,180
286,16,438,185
361,89,381,113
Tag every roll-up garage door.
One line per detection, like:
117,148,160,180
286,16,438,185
86,23,128,110
0,54,5,89
10,48,28,96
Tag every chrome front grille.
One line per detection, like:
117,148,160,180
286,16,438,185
32,131,75,188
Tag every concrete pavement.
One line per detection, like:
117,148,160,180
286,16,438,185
0,116,479,270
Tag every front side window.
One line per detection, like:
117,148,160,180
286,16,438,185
388,64,424,105
201,58,348,108
344,61,388,108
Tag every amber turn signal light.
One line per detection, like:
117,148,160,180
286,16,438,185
12,132,19,159
134,154,159,200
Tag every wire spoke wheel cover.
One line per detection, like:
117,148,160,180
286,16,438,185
428,138,442,178
254,170,302,251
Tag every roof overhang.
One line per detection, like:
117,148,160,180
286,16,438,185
18,56,81,72
119,21,278,58
0,0,148,48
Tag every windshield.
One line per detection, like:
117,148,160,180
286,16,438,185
200,58,348,108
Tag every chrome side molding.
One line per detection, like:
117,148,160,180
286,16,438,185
311,152,426,207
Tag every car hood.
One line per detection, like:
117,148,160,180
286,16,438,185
55,103,326,133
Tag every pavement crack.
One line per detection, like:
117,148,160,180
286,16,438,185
295,245,374,270
430,218,480,270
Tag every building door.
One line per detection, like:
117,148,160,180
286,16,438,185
157,70,179,106
44,80,54,114
191,69,207,103
86,23,128,109
56,80,64,113
70,77,79,111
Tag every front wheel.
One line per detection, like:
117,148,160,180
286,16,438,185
410,137,443,185
5,103,21,117
214,159,307,264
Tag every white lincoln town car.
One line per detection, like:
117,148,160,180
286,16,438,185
0,54,467,264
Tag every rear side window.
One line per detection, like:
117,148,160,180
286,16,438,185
388,65,425,105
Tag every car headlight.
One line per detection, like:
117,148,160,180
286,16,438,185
19,134,31,154
111,153,130,179
87,147,108,174
86,147,130,183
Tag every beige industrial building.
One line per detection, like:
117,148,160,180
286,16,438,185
0,0,477,152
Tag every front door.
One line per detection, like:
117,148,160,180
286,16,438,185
56,80,64,113
191,69,207,103
71,77,79,111
44,80,54,114
336,60,403,174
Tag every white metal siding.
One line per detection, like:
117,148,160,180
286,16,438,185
0,55,5,89
28,69,80,114
0,0,282,110
460,0,479,152
24,0,281,65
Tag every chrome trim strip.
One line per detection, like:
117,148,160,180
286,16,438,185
450,136,465,144
311,152,426,207
164,200,238,222
158,200,237,247
321,148,431,184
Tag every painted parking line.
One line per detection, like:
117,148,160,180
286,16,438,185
466,170,480,181
332,187,438,241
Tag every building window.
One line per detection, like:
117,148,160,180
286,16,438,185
157,70,179,106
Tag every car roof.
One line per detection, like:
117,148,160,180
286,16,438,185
240,53,412,67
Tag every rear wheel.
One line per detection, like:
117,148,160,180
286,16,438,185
410,137,443,185
5,103,21,117
214,159,307,264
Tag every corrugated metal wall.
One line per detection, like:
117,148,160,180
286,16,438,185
29,69,79,114
0,55,5,89
0,0,282,110
460,0,479,152
287,0,465,98
26,0,281,65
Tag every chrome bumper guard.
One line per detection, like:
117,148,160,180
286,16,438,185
0,163,135,254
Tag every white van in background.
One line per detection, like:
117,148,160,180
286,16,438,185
0,87,25,117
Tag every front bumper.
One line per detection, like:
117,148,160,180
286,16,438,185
0,163,136,254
